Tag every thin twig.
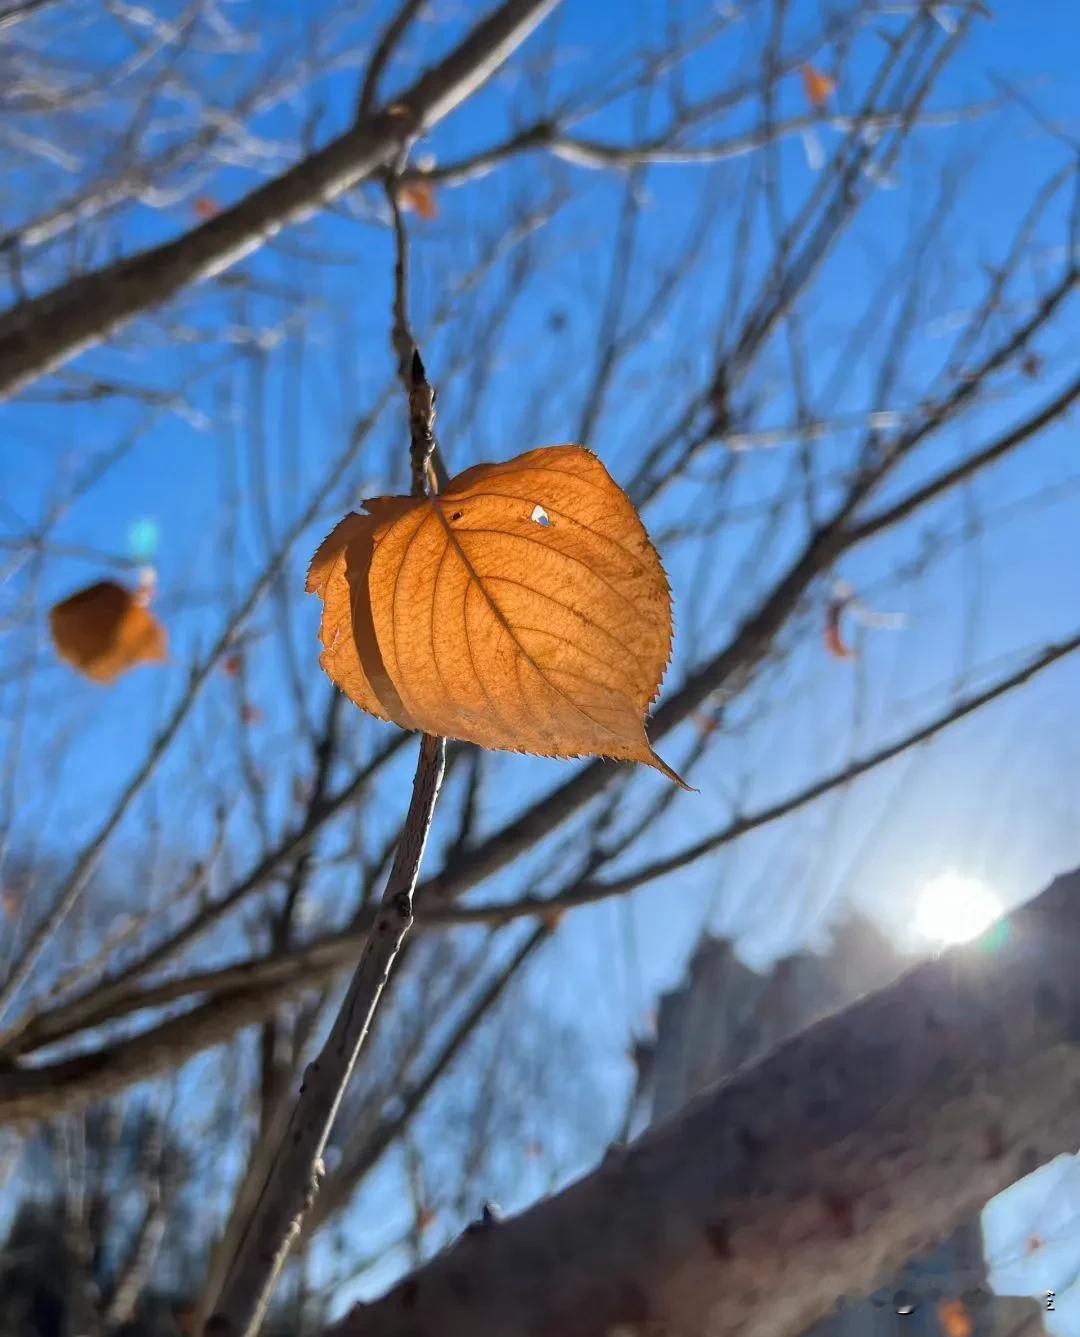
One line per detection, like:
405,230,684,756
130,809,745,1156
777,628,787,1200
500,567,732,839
355,0,427,119
302,922,549,1239
388,180,450,491
204,734,445,1335
205,150,448,1337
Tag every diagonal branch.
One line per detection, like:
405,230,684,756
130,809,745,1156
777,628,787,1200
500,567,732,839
337,865,1080,1337
844,368,1080,548
0,0,560,401
301,922,548,1240
204,734,445,1336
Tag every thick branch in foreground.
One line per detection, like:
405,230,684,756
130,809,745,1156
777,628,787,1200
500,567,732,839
339,866,1080,1337
0,0,558,401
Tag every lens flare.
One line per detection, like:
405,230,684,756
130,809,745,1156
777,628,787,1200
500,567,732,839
913,873,1002,946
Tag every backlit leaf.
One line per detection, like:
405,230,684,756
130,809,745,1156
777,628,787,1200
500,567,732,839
398,181,438,220
801,63,836,109
307,445,684,785
49,579,168,683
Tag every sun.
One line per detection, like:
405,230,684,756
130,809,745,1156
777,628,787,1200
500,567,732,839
912,873,1003,946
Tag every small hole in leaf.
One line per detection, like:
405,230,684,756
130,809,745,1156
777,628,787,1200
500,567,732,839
530,504,550,527
451,511,463,521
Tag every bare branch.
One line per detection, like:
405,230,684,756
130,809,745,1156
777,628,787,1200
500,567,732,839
204,736,445,1335
844,369,1080,548
0,0,560,400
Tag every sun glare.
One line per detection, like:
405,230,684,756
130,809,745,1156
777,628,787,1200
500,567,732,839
913,873,1003,946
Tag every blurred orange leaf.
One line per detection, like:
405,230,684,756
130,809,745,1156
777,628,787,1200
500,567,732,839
824,596,855,661
307,445,684,784
49,580,168,683
938,1299,972,1337
222,651,244,678
398,180,438,220
540,904,566,932
801,63,836,109
193,196,219,219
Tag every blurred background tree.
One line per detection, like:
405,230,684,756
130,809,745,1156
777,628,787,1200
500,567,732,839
0,0,1077,1329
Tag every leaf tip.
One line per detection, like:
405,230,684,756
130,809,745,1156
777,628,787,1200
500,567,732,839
648,748,695,791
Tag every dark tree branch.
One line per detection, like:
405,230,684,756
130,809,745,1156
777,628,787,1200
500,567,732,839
0,0,560,401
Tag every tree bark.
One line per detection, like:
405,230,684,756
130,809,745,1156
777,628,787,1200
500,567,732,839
0,0,559,401
338,866,1080,1337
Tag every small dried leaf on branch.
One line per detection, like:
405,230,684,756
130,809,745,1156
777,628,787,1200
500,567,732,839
825,579,907,661
801,63,836,109
937,1298,973,1337
398,181,439,220
49,579,168,683
539,904,565,932
825,594,855,661
307,444,685,785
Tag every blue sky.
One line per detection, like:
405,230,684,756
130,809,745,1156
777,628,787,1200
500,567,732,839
1,0,1079,1309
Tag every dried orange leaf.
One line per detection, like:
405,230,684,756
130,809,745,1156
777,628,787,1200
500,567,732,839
49,579,168,683
938,1299,973,1337
307,445,684,785
825,595,855,661
540,904,566,932
398,180,438,220
801,63,836,109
